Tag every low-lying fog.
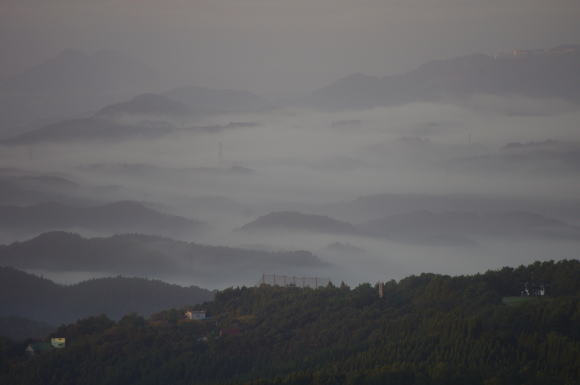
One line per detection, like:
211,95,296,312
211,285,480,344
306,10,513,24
1,97,580,289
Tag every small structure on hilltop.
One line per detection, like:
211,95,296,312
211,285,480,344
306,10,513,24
520,282,546,297
51,337,66,349
378,282,384,299
185,310,207,320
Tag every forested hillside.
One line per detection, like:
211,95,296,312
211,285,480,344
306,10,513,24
0,267,213,325
1,260,579,385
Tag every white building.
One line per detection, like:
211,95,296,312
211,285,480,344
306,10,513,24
185,310,206,320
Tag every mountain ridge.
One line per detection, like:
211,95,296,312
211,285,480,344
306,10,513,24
1,260,578,385
308,44,580,110
0,200,204,238
0,266,213,326
0,50,160,136
0,231,328,286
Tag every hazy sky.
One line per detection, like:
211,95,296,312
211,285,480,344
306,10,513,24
2,0,580,96
1,0,580,287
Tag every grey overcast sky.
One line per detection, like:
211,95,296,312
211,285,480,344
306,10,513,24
1,0,580,96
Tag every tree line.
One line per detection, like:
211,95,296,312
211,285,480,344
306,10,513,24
1,260,579,385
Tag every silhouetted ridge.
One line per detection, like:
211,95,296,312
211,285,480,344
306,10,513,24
97,93,191,117
0,201,203,237
0,231,327,278
0,266,213,325
0,50,159,136
309,44,580,109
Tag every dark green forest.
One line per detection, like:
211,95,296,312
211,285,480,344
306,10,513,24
1,260,579,385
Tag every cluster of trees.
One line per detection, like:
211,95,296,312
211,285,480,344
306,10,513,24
1,260,579,385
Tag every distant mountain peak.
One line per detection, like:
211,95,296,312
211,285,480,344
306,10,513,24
0,49,161,135
0,201,204,238
309,43,580,110
96,93,191,118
